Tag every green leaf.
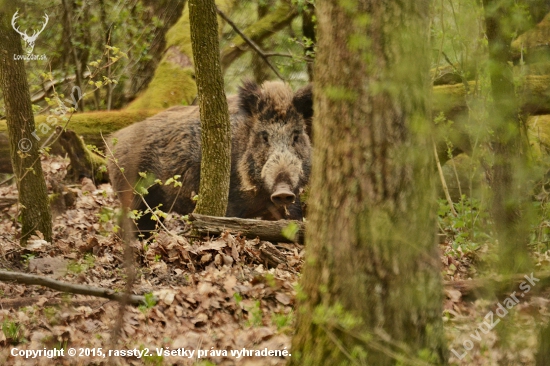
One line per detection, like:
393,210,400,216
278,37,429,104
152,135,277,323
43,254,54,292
281,222,299,241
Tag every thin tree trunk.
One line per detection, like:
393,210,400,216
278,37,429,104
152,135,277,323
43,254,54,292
251,0,273,83
0,7,52,244
301,2,315,81
291,0,446,364
188,0,231,216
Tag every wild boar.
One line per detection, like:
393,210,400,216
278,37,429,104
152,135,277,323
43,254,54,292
107,80,312,235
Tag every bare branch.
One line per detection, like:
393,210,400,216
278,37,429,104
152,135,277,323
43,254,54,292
263,52,294,58
216,8,285,81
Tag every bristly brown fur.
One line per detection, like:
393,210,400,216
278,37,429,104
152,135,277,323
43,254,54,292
108,80,313,235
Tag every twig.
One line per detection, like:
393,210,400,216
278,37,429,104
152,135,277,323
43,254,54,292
101,132,175,237
433,140,457,216
441,51,469,93
263,52,293,58
0,195,18,209
0,270,150,305
330,324,435,366
449,153,463,199
216,7,285,81
0,175,14,186
320,325,361,366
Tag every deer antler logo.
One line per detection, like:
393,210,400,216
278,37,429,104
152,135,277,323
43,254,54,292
11,11,49,55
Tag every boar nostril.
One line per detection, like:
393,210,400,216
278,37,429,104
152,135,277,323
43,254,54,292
271,185,296,206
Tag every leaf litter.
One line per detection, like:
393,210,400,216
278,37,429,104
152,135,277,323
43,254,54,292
0,156,549,365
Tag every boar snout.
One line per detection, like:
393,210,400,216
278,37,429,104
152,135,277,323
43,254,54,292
271,183,296,206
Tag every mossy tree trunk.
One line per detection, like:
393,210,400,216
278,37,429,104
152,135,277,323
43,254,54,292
130,0,186,98
127,0,235,111
127,0,196,110
0,7,52,245
483,0,532,272
189,0,231,217
290,0,446,365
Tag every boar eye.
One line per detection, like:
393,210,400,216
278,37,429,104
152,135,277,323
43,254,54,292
261,131,269,143
292,131,300,144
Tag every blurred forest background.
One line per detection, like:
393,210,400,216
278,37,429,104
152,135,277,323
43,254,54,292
0,0,312,114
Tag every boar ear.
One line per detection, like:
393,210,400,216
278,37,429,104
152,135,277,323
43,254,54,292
238,80,261,117
293,84,313,137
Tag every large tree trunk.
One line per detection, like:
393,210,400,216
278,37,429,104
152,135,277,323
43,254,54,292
0,6,52,244
483,0,532,272
291,0,446,365
189,0,231,216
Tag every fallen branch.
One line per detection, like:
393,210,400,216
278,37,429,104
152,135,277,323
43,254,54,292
0,270,150,306
444,271,550,301
0,195,17,209
251,241,290,269
0,297,110,310
189,213,305,244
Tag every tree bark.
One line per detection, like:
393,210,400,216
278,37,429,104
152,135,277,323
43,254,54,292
189,0,231,217
62,0,87,111
0,6,52,244
291,0,446,365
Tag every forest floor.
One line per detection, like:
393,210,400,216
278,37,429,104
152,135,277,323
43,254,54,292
0,156,549,366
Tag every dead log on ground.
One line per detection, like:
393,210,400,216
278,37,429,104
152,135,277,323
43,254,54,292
189,213,305,243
